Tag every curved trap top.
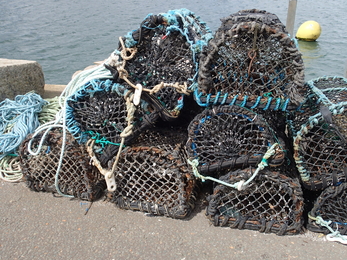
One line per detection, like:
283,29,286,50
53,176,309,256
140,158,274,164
105,8,213,120
186,105,286,177
196,9,306,111
65,79,159,147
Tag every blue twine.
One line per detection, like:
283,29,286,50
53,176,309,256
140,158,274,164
250,96,261,109
0,92,47,159
240,96,248,107
263,97,273,110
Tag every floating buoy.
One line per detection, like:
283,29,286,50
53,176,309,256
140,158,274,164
296,20,321,41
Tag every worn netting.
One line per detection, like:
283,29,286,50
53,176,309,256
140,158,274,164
104,8,213,121
100,127,198,219
308,183,347,236
65,79,156,147
19,128,105,201
196,9,306,110
288,76,347,190
186,105,286,176
206,167,304,235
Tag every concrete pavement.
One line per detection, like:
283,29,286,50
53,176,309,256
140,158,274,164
1,179,346,260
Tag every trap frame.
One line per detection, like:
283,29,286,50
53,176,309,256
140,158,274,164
195,9,306,111
206,167,304,236
19,128,105,201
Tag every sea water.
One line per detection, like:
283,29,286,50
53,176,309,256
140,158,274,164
1,0,346,84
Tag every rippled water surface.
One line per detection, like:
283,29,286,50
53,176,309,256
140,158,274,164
1,0,346,84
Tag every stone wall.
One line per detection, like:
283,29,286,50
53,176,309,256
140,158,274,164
0,58,45,101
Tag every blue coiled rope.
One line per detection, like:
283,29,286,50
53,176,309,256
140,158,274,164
0,92,47,160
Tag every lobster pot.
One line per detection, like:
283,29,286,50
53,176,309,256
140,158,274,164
105,8,213,121
186,105,286,177
66,79,156,147
288,76,347,135
288,77,347,190
206,168,304,236
19,128,105,201
110,127,198,219
307,183,347,235
196,9,306,110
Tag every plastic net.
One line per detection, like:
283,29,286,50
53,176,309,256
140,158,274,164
19,128,105,201
106,127,198,219
104,8,213,121
196,9,306,110
206,167,304,235
288,76,347,190
308,183,347,235
186,105,286,176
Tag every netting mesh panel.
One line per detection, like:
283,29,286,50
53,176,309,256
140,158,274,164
107,9,212,116
186,105,285,175
293,116,347,190
197,10,305,109
309,76,347,91
66,79,153,145
288,78,347,190
308,183,347,235
206,168,304,235
110,128,197,219
19,128,105,201
218,9,287,32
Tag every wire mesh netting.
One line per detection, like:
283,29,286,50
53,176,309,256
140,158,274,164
288,76,347,190
19,128,105,201
206,167,304,235
195,9,306,110
104,8,213,121
186,105,286,177
307,183,347,235
107,127,198,219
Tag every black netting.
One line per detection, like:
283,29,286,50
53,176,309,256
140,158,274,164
307,183,347,235
288,77,347,190
186,105,285,176
66,79,158,151
105,9,212,120
206,168,304,235
196,9,305,110
218,9,287,32
109,127,198,219
19,128,105,201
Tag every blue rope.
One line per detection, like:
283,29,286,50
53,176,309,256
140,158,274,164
0,92,47,160
250,96,261,109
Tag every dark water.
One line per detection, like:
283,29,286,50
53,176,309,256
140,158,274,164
1,0,347,84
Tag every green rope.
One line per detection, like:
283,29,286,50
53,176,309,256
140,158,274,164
86,131,125,149
187,143,279,190
0,97,64,183
0,155,22,182
309,214,347,245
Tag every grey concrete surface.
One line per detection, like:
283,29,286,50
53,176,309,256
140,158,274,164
0,59,45,101
1,180,346,260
